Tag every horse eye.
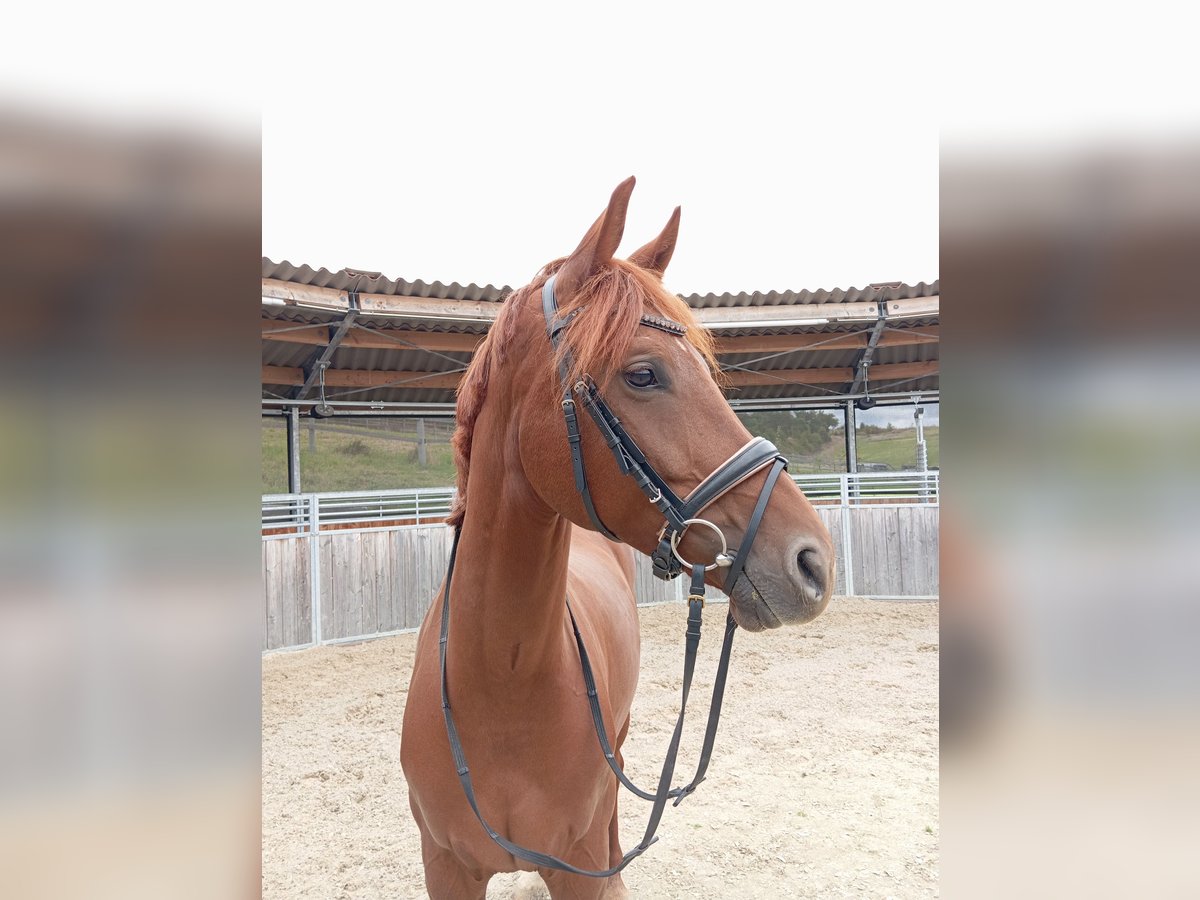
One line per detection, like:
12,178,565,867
624,367,658,389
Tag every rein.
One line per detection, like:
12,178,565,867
437,274,789,877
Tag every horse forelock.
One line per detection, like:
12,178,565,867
551,259,718,387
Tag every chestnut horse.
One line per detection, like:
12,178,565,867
401,178,834,899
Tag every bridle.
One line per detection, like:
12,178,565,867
437,273,790,877
541,275,788,585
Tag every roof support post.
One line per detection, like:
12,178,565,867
292,292,360,401
844,399,858,475
849,304,889,396
286,405,301,493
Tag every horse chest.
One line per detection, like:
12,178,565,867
405,666,616,847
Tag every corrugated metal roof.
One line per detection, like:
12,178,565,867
263,259,512,303
263,257,938,310
261,342,472,374
326,346,472,374
723,342,937,373
703,315,940,337
724,375,940,402
261,304,494,335
262,258,938,408
262,341,324,369
684,280,939,309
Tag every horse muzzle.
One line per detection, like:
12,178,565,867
729,537,833,631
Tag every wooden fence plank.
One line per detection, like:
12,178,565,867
293,538,311,647
401,530,417,630
331,533,355,640
884,507,902,596
320,535,333,642
261,538,313,651
417,528,438,629
348,534,364,638
355,532,372,638
382,531,401,632
882,508,902,595
261,542,270,651
377,529,393,630
361,531,382,637
898,508,918,596
328,533,342,639
429,528,449,624
854,508,882,596
278,541,294,650
926,507,940,593
816,508,846,596
263,506,939,650
262,542,276,650
851,509,867,595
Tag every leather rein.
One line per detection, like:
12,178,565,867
437,274,789,877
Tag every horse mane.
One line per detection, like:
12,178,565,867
446,259,718,527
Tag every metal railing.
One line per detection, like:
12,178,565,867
261,494,313,535
261,486,456,535
793,470,939,506
261,471,936,534
261,470,939,651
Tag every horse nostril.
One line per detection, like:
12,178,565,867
796,547,828,599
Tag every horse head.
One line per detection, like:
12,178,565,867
459,177,835,630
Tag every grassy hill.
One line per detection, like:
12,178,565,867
263,420,938,493
845,426,938,470
262,422,457,493
783,426,938,474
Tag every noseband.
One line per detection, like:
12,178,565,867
437,274,791,878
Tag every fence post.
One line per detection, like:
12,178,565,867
840,473,855,596
287,406,302,493
416,417,428,467
843,399,858,469
309,494,322,646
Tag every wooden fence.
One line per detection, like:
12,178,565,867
262,499,937,652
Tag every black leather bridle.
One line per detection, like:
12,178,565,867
541,275,788,585
437,274,790,877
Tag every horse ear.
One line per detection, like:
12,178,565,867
556,176,636,299
627,206,681,278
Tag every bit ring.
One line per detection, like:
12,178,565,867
670,518,731,571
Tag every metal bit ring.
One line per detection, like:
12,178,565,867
670,518,732,571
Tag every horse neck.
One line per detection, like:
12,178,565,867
448,392,572,684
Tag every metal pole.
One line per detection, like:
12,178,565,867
844,400,859,505
293,303,358,401
843,400,858,474
287,406,301,494
915,406,929,501
840,473,855,596
309,495,321,646
416,417,428,467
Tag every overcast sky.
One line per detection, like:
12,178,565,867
7,2,1188,301
261,6,939,297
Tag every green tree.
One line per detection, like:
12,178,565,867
736,411,838,458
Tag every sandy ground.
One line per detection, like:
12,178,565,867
263,598,939,898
